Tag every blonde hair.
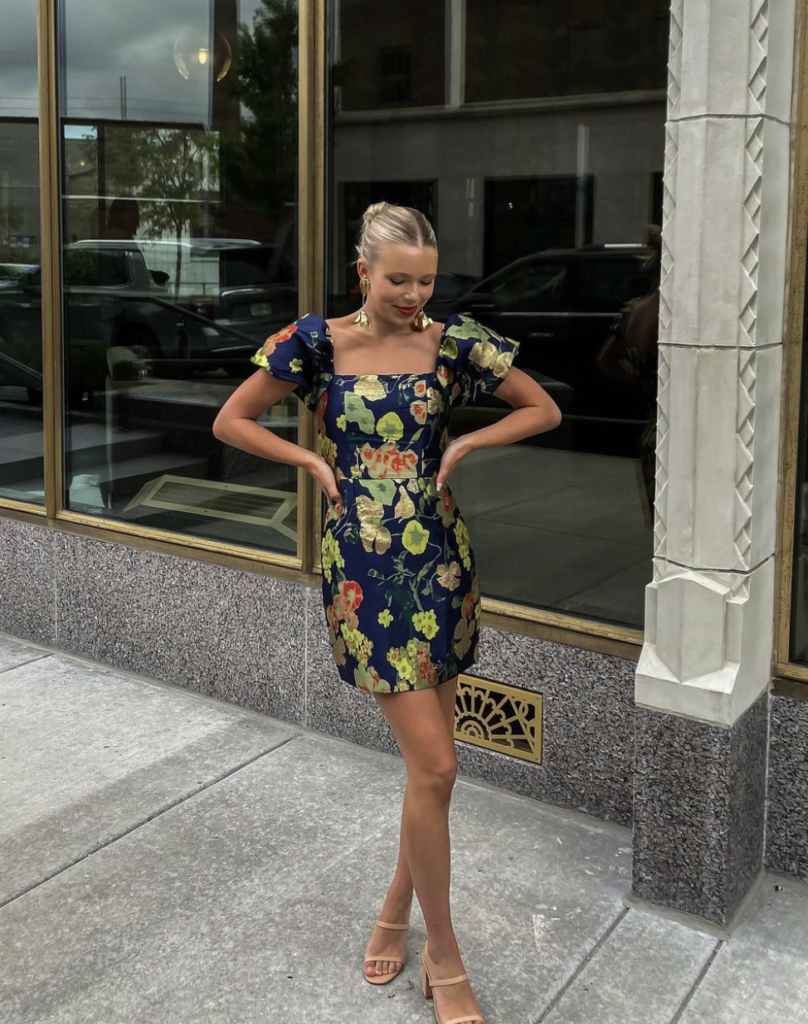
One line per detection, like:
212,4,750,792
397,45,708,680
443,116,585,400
354,201,437,268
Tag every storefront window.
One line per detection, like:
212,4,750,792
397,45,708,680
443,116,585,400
790,268,808,664
59,0,300,554
327,0,667,628
0,1,44,505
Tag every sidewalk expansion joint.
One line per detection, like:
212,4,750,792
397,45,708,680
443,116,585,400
531,906,629,1023
0,732,300,913
0,654,49,677
668,940,723,1024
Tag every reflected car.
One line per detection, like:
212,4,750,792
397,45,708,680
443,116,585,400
0,241,290,392
426,245,655,455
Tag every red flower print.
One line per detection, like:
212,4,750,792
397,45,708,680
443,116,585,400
333,593,359,629
260,322,297,359
339,580,364,610
415,380,427,396
461,590,476,620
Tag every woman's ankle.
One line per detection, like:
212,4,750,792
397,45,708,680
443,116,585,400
381,887,413,918
425,934,461,963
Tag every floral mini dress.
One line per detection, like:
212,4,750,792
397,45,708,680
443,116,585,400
251,311,520,694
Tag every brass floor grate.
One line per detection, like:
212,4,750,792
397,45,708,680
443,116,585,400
454,674,542,763
125,475,298,542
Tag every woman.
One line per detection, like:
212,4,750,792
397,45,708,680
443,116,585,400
213,202,561,1024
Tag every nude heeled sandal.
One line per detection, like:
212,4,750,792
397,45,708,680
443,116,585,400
420,942,484,1024
362,918,409,985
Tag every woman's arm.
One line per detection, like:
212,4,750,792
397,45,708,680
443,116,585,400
212,370,340,502
437,366,562,489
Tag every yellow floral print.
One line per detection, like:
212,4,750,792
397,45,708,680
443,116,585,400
454,518,472,570
378,609,393,627
413,609,439,640
340,622,373,666
376,411,405,441
321,529,344,583
402,520,429,555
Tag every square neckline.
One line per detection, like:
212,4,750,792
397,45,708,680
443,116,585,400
316,312,457,379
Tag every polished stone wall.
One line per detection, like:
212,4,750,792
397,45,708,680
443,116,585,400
632,692,768,926
767,694,808,882
0,516,636,826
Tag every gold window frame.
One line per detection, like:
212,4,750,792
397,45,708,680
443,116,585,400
775,2,808,691
0,0,645,662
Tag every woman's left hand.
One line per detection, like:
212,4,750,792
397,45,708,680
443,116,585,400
436,437,471,491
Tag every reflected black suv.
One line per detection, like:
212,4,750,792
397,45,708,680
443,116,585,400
426,245,655,454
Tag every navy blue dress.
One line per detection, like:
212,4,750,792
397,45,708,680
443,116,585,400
252,312,520,693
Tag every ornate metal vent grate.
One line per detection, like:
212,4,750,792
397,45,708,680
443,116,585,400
454,674,542,763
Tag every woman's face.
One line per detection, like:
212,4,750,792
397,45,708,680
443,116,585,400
360,243,439,322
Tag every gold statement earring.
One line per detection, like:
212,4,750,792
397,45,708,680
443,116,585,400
353,277,372,331
412,308,433,332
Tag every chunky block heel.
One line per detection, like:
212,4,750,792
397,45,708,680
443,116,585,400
420,955,433,999
419,942,485,1024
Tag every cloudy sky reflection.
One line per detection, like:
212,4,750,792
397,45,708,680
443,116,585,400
0,1,266,123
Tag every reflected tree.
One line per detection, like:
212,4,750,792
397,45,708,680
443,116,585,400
222,0,298,224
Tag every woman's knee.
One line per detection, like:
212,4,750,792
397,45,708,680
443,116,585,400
410,755,458,796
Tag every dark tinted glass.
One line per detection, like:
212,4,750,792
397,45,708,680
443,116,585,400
0,1,44,505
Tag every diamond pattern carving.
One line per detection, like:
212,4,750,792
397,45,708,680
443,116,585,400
654,347,671,559
733,350,757,567
739,121,764,345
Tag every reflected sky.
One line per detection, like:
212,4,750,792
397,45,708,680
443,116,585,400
0,0,267,123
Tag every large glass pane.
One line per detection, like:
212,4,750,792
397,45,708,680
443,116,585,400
0,1,45,504
59,0,300,554
790,259,808,664
327,0,667,629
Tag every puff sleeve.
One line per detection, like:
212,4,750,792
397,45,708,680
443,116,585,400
443,314,520,406
250,316,324,411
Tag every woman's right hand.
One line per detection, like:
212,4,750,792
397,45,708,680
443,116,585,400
308,455,341,504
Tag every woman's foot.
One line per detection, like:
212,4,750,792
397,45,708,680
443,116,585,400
363,897,412,981
423,940,484,1023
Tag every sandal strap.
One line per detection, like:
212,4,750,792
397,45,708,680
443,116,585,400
428,972,469,987
364,955,403,966
375,919,409,930
442,1017,484,1024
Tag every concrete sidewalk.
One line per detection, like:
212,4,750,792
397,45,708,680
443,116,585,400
1,632,805,1024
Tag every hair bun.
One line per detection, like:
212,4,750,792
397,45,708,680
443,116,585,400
363,201,390,228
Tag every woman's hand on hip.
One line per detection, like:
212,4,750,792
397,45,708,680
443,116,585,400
309,456,341,504
436,436,472,491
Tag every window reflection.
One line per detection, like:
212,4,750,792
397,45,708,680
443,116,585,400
57,0,300,553
328,0,666,628
0,1,45,504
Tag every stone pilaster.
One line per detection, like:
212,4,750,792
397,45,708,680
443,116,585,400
633,0,797,924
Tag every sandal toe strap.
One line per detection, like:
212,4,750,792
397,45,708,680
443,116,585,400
442,1017,484,1024
364,955,404,966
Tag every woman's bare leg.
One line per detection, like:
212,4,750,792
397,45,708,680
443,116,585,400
363,677,457,979
367,679,484,1022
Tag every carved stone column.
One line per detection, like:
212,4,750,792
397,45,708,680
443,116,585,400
632,0,797,926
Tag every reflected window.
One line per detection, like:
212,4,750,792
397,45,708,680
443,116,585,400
466,0,670,102
59,0,301,555
327,0,667,628
0,0,44,505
